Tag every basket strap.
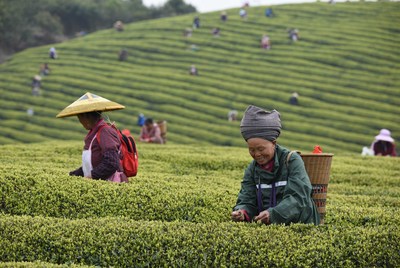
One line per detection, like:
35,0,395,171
285,151,296,169
285,150,301,180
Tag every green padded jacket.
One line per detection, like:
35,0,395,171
234,144,320,225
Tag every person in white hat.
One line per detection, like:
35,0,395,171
49,47,57,59
57,92,128,182
114,20,124,31
371,129,397,157
289,92,299,105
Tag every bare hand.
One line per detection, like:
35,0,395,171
231,210,245,222
254,210,270,224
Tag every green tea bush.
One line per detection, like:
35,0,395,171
0,262,92,267
0,215,398,267
0,134,400,266
0,171,236,222
1,142,399,226
0,6,399,268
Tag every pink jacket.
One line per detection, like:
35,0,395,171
140,123,163,144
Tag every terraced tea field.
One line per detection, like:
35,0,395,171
0,2,399,266
0,2,399,153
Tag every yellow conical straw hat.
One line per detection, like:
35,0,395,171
56,92,125,118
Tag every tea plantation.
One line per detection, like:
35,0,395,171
0,2,399,153
1,1,400,267
0,141,399,267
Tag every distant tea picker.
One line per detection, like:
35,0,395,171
362,129,397,157
56,92,138,183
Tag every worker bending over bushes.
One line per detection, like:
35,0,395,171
232,105,320,225
140,118,164,144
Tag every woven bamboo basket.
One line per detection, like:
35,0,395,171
157,120,167,144
300,153,334,224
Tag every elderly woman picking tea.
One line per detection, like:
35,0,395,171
56,92,128,182
231,105,320,225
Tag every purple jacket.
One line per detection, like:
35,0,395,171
70,119,124,180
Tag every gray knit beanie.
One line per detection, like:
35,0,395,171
240,105,281,141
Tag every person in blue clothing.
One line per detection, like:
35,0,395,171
289,92,299,105
265,8,274,17
137,113,146,127
193,16,200,29
220,11,227,22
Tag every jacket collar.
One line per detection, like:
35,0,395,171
253,144,284,177
85,119,106,140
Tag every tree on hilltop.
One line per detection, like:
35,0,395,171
0,0,196,62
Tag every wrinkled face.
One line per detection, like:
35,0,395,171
77,114,97,130
247,138,276,165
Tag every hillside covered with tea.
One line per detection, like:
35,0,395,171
0,2,399,153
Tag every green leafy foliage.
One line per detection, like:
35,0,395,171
0,216,398,267
0,0,196,58
0,262,92,268
0,4,399,265
0,141,399,266
0,2,399,153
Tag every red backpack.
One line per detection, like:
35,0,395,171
97,124,139,177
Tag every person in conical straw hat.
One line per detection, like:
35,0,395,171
57,92,128,182
231,105,320,225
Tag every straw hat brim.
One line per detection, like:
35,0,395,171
56,92,125,118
